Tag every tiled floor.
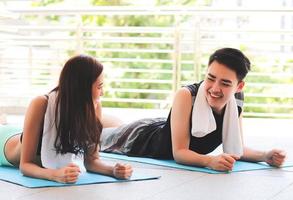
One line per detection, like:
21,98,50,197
1,109,293,200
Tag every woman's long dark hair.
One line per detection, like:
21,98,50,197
53,55,103,155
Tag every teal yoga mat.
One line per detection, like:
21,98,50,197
0,166,160,188
100,152,293,174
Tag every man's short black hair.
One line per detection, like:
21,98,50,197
208,48,251,81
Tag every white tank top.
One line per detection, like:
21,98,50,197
41,91,84,170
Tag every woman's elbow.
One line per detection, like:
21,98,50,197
19,161,33,176
19,162,27,175
84,157,97,172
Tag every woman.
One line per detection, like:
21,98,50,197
0,55,132,183
100,48,286,171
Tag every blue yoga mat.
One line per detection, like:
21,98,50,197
100,152,293,174
0,166,160,188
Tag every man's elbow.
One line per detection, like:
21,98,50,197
172,149,185,164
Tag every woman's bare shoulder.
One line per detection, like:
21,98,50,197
28,95,48,110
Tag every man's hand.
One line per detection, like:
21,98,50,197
264,149,286,167
208,153,239,171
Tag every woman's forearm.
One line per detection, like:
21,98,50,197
20,162,56,181
84,158,114,176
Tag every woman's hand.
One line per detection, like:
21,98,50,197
52,163,81,183
264,149,286,167
113,163,133,179
207,153,239,171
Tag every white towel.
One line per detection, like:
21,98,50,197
191,82,243,157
